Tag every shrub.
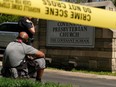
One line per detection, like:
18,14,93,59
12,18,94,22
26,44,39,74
0,14,20,23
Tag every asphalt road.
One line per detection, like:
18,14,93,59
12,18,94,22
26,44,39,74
43,69,116,87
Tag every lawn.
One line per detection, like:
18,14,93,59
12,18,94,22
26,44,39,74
0,77,73,87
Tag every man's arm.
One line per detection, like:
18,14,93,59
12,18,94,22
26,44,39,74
27,50,45,60
29,23,35,34
35,50,45,58
25,19,35,35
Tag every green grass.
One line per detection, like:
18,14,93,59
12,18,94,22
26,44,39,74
71,69,116,76
48,67,116,76
0,77,73,87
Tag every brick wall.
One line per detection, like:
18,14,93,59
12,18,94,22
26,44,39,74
34,1,116,72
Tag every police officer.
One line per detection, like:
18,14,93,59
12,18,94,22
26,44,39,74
18,16,35,45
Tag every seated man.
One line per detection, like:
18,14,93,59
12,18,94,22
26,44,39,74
1,32,46,82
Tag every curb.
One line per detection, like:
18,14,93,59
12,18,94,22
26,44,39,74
45,69,116,80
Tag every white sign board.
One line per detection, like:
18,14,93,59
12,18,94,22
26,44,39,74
46,21,95,47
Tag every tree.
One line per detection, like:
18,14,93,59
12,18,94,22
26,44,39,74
111,0,116,6
0,14,20,23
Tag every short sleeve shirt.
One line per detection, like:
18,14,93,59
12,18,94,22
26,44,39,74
3,41,38,67
18,17,34,38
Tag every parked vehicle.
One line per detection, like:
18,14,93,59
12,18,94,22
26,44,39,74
0,22,19,51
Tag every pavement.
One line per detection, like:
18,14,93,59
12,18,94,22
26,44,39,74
0,61,116,80
44,68,116,80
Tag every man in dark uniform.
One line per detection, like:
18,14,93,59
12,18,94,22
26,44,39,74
18,16,35,45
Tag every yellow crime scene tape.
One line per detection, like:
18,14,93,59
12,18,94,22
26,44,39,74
0,0,116,29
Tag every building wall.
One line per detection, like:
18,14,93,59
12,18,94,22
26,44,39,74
34,1,116,72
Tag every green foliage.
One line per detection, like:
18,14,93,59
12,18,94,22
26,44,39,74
0,14,20,23
111,0,116,6
0,77,73,87
71,68,116,76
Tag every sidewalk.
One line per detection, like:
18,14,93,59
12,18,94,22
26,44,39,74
0,61,116,80
45,69,116,80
